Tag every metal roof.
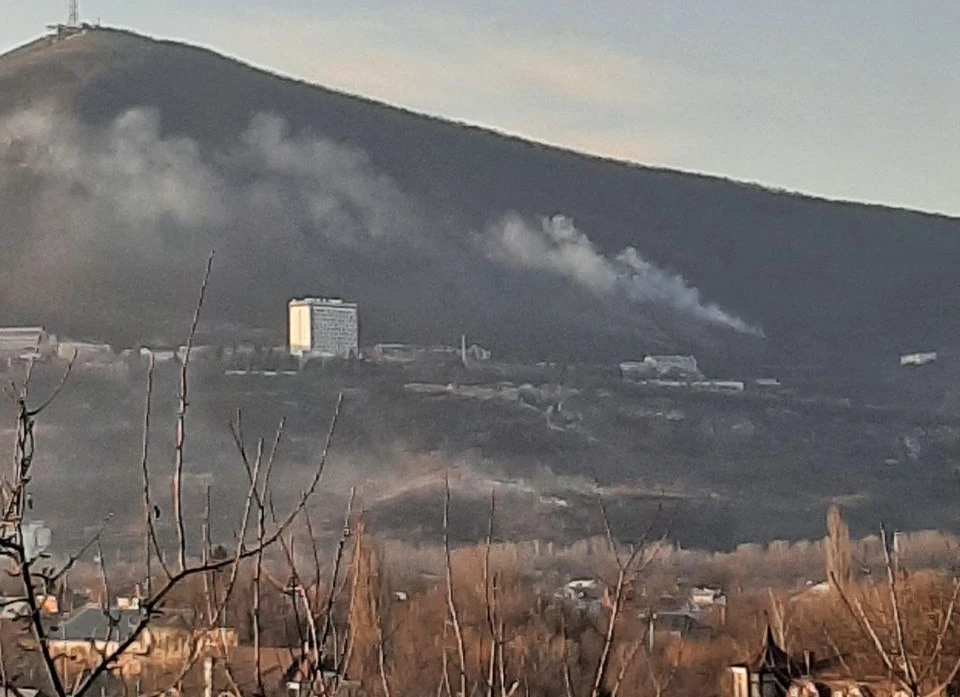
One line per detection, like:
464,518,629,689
48,605,145,643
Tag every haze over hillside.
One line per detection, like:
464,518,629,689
1,28,959,373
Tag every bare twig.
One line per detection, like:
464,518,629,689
610,640,643,697
70,398,339,697
24,349,76,418
917,578,960,685
42,513,114,588
253,419,283,697
443,472,468,697
139,354,169,590
483,490,496,697
560,617,575,697
321,487,356,674
173,251,215,573
590,492,657,697
3,281,348,697
882,525,917,689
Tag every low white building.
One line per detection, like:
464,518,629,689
644,355,702,378
0,520,52,562
690,586,727,608
900,351,937,367
620,355,704,381
57,341,114,362
139,347,176,363
0,326,49,356
692,380,745,393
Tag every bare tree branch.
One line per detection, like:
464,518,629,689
139,354,170,590
173,251,215,573
882,525,917,689
443,472,467,697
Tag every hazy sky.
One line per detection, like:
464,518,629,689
2,1,959,215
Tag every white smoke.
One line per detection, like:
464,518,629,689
231,113,420,245
0,108,227,230
0,108,418,248
487,213,763,336
0,106,440,344
0,107,761,343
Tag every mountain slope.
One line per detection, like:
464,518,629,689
1,28,958,373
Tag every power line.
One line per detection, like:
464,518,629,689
67,0,79,27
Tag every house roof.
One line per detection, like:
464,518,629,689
47,606,146,643
0,688,48,697
747,626,803,677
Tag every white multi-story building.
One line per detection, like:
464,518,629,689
288,298,359,358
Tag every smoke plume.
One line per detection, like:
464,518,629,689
487,213,763,336
0,108,418,246
0,107,760,348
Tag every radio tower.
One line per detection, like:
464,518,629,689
67,0,79,27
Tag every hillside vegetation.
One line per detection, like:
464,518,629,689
0,28,958,374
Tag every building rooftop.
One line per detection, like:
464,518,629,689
47,605,145,642
0,327,48,353
0,326,45,333
289,297,357,307
742,625,804,676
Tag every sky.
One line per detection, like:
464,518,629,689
2,0,959,216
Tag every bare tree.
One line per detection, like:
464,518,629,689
1,257,343,697
831,525,960,697
589,495,663,697
826,505,853,593
443,472,468,697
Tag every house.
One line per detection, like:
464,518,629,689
46,605,237,676
729,627,806,697
47,606,151,675
555,578,608,620
559,578,601,598
729,627,902,697
687,586,728,625
0,593,58,618
690,586,726,608
648,610,703,640
25,522,52,562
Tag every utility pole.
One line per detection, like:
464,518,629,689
67,0,79,27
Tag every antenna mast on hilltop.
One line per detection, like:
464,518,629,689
67,0,79,27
